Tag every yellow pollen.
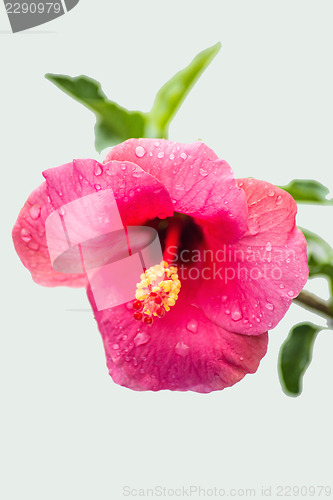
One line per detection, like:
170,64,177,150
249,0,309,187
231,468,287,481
133,261,181,324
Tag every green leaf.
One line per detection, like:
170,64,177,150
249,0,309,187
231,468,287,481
45,74,146,152
301,228,333,294
279,322,322,396
146,42,222,138
279,179,333,204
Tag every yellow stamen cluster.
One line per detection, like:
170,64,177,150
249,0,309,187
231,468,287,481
133,261,181,324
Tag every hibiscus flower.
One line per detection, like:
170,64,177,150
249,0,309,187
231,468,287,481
12,139,308,393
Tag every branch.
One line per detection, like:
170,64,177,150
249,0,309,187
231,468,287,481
294,290,333,320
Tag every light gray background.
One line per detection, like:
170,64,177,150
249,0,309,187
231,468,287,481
1,1,332,499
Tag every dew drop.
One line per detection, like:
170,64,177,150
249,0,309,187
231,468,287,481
199,168,208,177
180,152,188,160
287,290,294,297
265,302,274,311
175,184,185,191
225,309,230,315
268,189,275,197
134,332,150,347
132,170,141,178
221,295,228,303
279,284,285,289
157,151,165,159
169,153,175,160
231,311,242,321
238,181,244,187
58,206,66,216
135,146,146,158
94,184,101,191
121,164,127,171
265,242,272,252
268,322,273,328
112,343,120,350
29,204,41,220
175,341,190,357
154,141,160,147
28,241,39,251
276,195,283,205
186,319,198,333
20,228,32,242
94,164,103,176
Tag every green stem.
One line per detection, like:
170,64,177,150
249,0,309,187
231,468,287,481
294,290,333,320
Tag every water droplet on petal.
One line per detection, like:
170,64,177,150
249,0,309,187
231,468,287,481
121,164,127,171
199,168,208,177
186,319,198,333
20,228,32,242
279,284,285,289
221,295,228,303
132,170,141,178
135,146,146,158
225,309,230,315
288,290,294,297
154,141,160,147
268,189,275,197
157,151,165,159
231,310,242,321
29,204,41,220
265,302,274,311
169,153,175,160
180,152,188,160
265,242,272,252
133,332,150,347
276,195,283,205
94,164,103,176
175,341,190,357
238,181,244,187
58,207,66,216
112,343,120,350
94,184,101,191
28,241,39,251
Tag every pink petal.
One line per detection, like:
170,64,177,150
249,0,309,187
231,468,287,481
12,182,87,287
104,139,248,242
87,278,268,393
14,159,174,287
198,179,309,334
43,159,174,225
